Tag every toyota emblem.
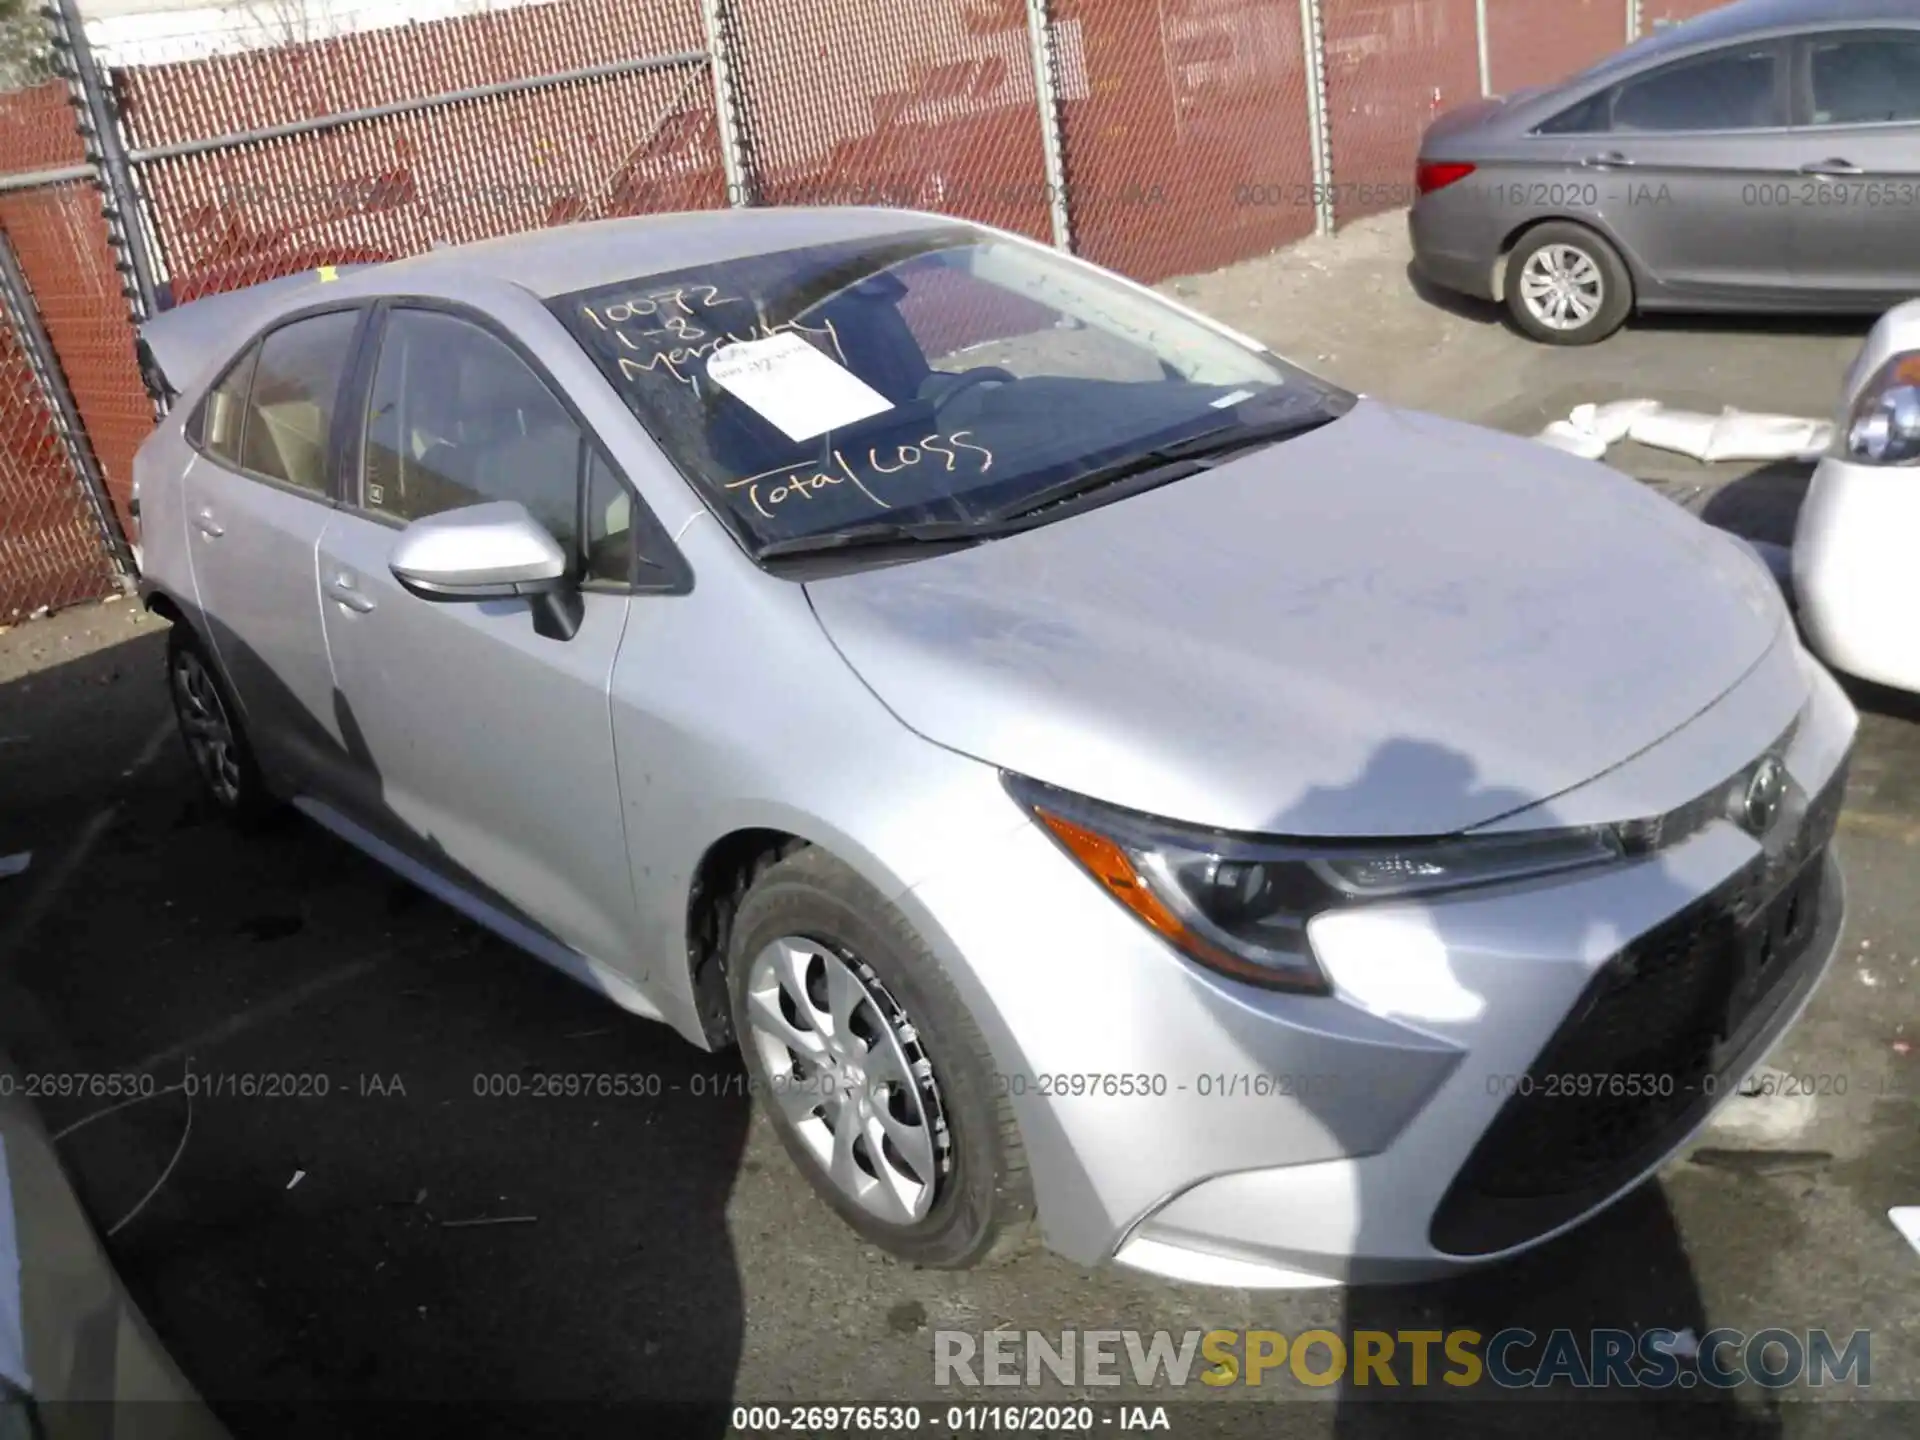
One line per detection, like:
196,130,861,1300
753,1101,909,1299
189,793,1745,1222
1740,756,1788,837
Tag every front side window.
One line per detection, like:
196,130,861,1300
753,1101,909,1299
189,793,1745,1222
237,309,359,494
1537,90,1612,135
361,309,585,552
1606,45,1785,132
1808,32,1920,126
585,450,632,584
551,224,1352,555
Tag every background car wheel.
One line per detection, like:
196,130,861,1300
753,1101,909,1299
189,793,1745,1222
1506,223,1632,346
728,846,1033,1268
166,625,279,828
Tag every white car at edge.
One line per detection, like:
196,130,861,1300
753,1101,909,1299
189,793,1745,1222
1795,299,1920,695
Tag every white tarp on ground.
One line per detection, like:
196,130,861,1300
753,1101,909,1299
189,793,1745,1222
1535,401,1834,464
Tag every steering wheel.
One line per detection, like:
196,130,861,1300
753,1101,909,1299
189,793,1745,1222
926,366,1016,414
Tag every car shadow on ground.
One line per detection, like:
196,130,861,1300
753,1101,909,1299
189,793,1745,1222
1628,311,1872,344
1406,260,1878,353
1337,1187,1783,1436
1695,461,1814,550
0,627,750,1439
0,614,1871,1436
1404,264,1508,331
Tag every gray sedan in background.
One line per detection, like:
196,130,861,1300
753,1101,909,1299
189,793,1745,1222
1410,0,1920,344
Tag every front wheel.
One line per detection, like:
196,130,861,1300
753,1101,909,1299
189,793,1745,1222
728,847,1033,1267
1506,222,1633,345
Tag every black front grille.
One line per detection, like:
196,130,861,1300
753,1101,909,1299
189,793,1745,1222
1430,761,1848,1258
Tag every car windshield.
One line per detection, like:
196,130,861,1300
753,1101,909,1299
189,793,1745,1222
549,223,1354,556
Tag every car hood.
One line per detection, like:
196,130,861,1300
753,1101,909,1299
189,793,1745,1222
804,400,1785,837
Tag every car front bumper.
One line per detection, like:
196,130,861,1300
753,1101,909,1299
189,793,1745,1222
1794,454,1920,694
902,636,1856,1285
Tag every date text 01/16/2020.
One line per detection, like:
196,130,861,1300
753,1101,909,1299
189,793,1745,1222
468,1070,877,1099
730,1405,1173,1432
988,1070,1417,1100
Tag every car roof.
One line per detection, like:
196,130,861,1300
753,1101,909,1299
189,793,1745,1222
367,206,954,300
138,207,964,397
1476,0,1920,130
1598,0,1919,72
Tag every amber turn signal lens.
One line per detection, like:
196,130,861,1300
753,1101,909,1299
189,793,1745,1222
1035,809,1186,942
1034,808,1266,979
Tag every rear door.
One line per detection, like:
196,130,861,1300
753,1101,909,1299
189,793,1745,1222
314,302,641,964
1540,38,1797,299
179,307,363,793
1786,28,1920,305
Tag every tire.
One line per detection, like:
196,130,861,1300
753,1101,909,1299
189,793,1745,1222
1506,222,1633,346
165,623,280,829
727,846,1033,1267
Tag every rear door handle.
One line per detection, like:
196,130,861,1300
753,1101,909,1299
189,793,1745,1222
192,508,224,538
1800,158,1863,176
325,574,376,614
1582,151,1634,169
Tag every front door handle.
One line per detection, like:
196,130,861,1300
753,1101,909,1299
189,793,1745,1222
325,574,376,614
192,508,224,538
1800,158,1863,177
1582,151,1634,169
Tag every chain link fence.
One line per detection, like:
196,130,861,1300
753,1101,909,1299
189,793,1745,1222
116,0,726,302
1,3,151,547
0,231,119,622
0,177,152,526
1488,0,1632,97
0,0,1749,617
0,14,133,616
1320,0,1481,227
1055,0,1318,283
1641,1,1730,37
730,0,1054,242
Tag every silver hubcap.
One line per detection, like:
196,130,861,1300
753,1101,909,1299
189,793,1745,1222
745,936,947,1226
1519,244,1604,330
171,649,242,805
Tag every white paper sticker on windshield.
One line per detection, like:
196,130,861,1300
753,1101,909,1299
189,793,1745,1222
706,331,892,442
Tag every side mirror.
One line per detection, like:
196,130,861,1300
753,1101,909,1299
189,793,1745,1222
388,501,583,640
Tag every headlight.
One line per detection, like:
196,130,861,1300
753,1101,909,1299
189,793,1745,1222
1842,353,1920,466
1004,775,1624,994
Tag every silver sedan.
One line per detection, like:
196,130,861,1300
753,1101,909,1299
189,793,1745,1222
1410,0,1920,344
133,207,1853,1287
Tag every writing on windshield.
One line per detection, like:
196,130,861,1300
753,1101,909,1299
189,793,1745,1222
577,284,850,389
551,224,1348,556
725,432,995,520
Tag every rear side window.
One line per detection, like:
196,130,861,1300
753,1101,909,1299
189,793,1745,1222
1808,32,1920,125
237,310,359,495
197,345,258,467
1542,44,1785,134
1537,91,1610,135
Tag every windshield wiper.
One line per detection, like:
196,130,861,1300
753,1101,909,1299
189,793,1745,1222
754,517,982,560
973,410,1341,527
753,409,1343,560
1158,408,1342,461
